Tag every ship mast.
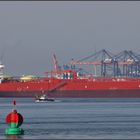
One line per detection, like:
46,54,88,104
0,61,4,83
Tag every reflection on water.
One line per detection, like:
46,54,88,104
5,135,24,140
0,98,140,139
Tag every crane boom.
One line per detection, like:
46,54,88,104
52,54,59,71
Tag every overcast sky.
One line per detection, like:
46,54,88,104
0,1,140,76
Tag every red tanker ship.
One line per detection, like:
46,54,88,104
0,50,140,98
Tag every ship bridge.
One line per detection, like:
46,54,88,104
46,69,77,80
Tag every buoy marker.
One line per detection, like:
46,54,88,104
5,100,24,135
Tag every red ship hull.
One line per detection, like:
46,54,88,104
0,78,140,98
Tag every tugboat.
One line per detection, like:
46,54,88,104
35,94,55,103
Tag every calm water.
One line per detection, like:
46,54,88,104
1,98,140,139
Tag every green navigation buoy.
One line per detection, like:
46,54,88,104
5,100,24,135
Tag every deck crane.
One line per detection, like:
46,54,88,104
52,53,59,72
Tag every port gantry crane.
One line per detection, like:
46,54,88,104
70,49,116,77
113,50,140,77
70,49,140,78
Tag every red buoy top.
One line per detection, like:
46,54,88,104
13,100,16,106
